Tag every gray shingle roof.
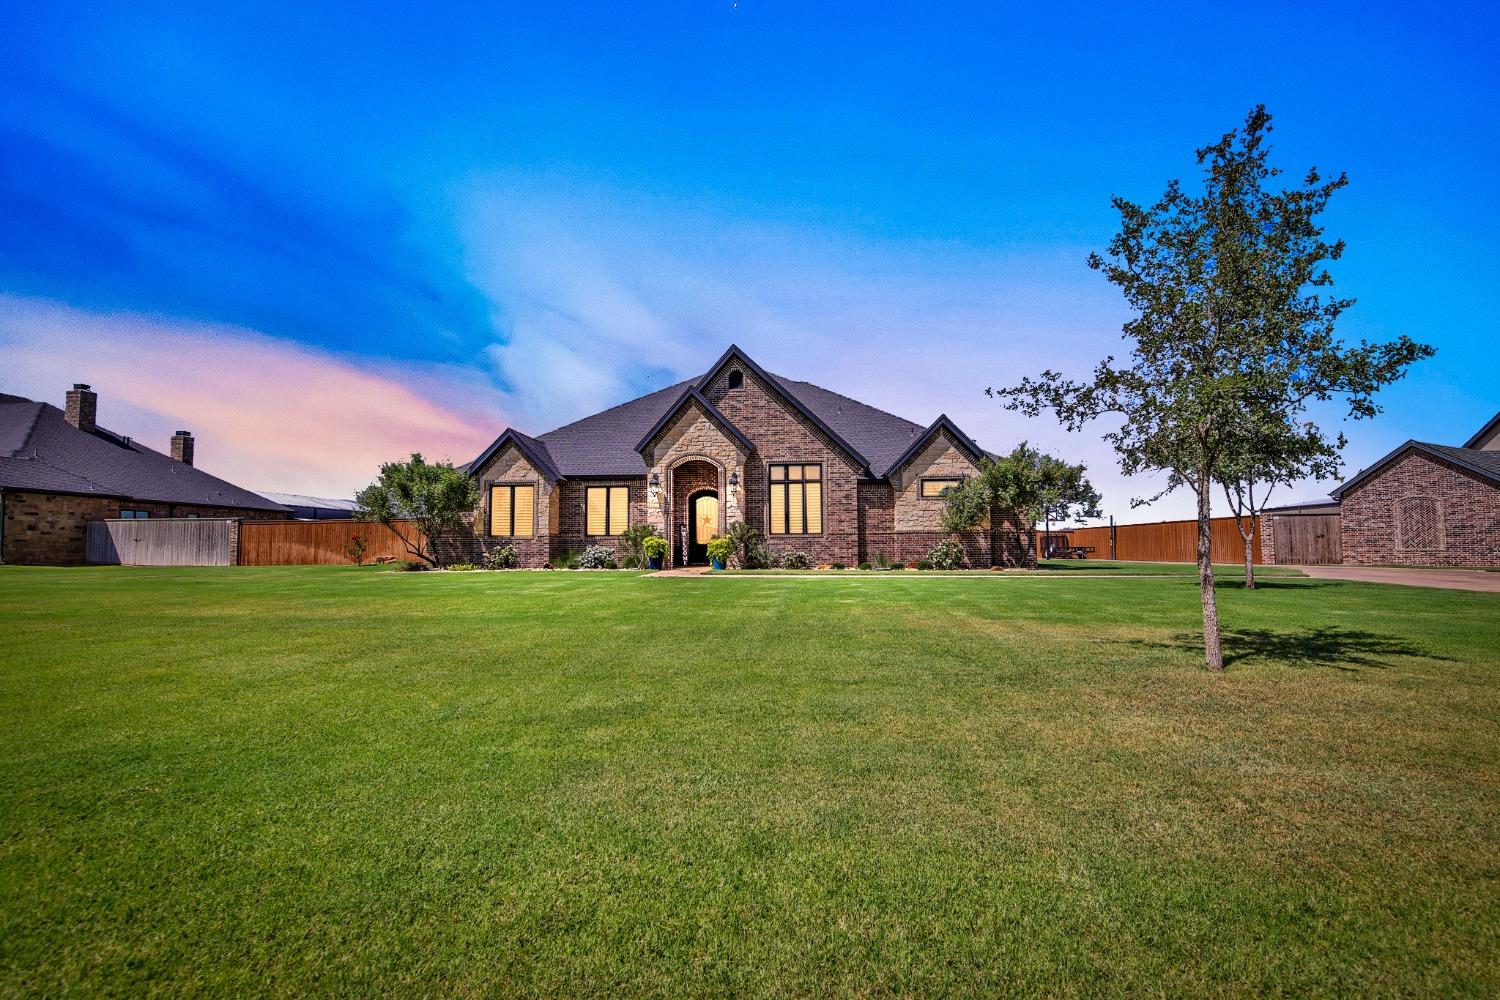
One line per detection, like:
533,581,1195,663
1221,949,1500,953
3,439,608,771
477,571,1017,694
1332,439,1500,497
480,357,967,479
0,393,288,511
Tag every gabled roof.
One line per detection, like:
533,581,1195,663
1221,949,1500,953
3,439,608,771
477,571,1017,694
0,393,288,511
634,386,755,455
695,345,873,475
467,347,989,480
883,414,988,478
1464,411,1500,450
1331,439,1500,498
467,427,562,481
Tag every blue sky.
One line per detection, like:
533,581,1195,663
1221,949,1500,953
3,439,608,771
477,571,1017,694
2,2,1496,514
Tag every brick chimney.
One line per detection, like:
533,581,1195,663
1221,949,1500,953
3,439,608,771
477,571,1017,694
171,430,195,466
65,383,97,432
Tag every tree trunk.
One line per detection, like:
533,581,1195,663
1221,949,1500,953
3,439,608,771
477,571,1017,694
1242,525,1256,590
1197,474,1224,670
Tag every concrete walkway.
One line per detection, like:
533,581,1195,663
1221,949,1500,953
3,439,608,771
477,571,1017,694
1297,565,1500,593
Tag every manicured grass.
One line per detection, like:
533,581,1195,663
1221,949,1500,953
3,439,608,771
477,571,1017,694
1,566,1496,996
722,560,1307,577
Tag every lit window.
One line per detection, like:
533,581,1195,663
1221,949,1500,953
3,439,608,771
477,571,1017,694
586,486,630,536
769,463,822,534
489,484,535,538
921,478,963,498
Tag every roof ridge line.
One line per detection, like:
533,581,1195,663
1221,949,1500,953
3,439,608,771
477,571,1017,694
536,377,697,440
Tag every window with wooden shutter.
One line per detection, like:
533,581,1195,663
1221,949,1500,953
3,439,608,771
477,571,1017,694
585,485,630,536
768,463,822,535
489,484,535,537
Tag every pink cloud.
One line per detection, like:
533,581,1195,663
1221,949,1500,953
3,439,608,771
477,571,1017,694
0,296,505,497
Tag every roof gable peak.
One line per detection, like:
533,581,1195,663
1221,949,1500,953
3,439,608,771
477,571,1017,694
633,386,754,455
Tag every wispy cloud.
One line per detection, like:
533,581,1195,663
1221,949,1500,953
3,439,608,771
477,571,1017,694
0,74,489,361
0,296,505,497
457,174,1235,518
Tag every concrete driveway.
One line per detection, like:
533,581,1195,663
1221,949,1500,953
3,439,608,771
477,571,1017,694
1298,565,1500,593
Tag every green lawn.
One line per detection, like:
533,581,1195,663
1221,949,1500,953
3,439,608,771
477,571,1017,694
1,566,1496,997
726,560,1308,576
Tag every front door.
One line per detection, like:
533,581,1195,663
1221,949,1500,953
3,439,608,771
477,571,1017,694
687,492,719,564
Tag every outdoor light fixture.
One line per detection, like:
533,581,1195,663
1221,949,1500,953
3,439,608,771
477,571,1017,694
650,472,660,486
729,471,739,487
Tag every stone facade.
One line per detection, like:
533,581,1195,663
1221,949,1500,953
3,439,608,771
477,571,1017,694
462,360,1019,568
468,447,556,566
0,490,288,565
1339,449,1500,567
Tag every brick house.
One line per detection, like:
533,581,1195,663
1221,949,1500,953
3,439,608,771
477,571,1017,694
0,384,289,565
463,346,1027,568
1328,411,1500,568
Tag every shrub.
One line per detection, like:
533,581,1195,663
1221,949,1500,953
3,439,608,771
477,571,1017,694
392,560,427,572
553,550,581,569
890,562,906,570
446,562,478,572
778,550,812,570
578,545,617,569
915,560,933,570
858,562,872,571
485,543,519,570
642,535,668,560
724,521,770,568
344,534,368,566
618,524,661,569
706,536,733,565
830,562,846,570
926,538,969,570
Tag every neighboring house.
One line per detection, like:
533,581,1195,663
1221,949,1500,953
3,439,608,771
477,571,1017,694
255,491,357,520
1329,411,1500,568
463,345,1026,568
0,384,289,565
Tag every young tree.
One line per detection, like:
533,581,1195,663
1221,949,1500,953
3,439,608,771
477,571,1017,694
942,442,1101,564
995,106,1432,669
354,454,479,567
1216,413,1340,588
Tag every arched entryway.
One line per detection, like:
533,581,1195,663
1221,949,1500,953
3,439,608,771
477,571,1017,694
669,458,722,565
686,491,719,564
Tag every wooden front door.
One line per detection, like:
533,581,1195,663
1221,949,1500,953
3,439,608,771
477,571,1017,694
688,492,718,564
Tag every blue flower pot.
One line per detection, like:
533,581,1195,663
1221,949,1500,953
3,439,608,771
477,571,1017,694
648,555,663,570
710,558,725,571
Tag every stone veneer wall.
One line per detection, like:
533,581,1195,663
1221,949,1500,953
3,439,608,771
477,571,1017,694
0,489,288,565
1339,449,1500,567
465,446,554,566
640,400,748,564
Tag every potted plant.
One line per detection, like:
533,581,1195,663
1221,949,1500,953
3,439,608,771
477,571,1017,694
706,535,732,571
642,534,668,570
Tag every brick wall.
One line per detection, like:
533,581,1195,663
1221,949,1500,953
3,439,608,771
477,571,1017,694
553,479,649,562
0,490,287,565
701,364,863,565
1340,449,1500,567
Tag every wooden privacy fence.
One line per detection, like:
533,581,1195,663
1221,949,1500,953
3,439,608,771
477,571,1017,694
1269,513,1342,565
87,518,234,566
238,519,425,566
1040,515,1262,564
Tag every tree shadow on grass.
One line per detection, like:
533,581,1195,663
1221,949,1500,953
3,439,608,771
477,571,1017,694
1130,626,1445,671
